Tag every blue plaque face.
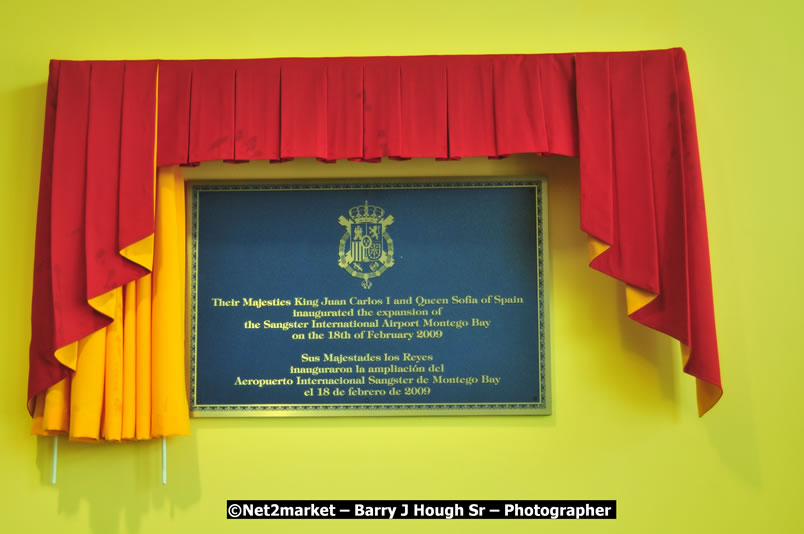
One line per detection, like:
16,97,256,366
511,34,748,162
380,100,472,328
190,180,550,416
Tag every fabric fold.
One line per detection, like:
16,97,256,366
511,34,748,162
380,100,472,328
446,57,497,158
30,69,191,439
156,61,193,167
85,62,150,309
189,61,236,164
233,60,281,161
29,50,723,419
577,49,722,414
28,60,65,412
119,61,159,271
363,60,403,160
399,57,448,158
151,166,190,437
494,55,549,156
280,59,329,159
50,62,111,352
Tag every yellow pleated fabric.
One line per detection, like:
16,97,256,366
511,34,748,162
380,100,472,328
587,235,611,261
31,167,190,440
135,274,153,439
120,234,155,272
54,342,78,372
151,166,190,437
31,67,189,441
69,329,107,440
624,285,658,316
587,236,659,315
122,281,137,439
102,287,124,440
30,377,70,435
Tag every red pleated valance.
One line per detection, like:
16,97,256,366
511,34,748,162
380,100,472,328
29,48,722,415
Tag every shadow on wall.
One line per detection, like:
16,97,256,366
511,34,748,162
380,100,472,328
545,156,681,417
545,156,761,487
23,153,762,530
35,434,200,534
18,79,200,534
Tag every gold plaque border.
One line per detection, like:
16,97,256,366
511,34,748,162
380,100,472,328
186,177,551,417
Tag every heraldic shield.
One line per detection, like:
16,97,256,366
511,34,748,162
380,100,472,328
338,201,395,289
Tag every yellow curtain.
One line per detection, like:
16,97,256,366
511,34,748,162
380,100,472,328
31,166,190,441
587,236,658,315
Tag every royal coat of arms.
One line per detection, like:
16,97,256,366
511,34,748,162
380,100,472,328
338,201,395,289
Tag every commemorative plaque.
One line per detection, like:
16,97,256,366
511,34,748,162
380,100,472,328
189,180,550,416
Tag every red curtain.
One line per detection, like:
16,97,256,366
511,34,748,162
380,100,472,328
29,48,722,415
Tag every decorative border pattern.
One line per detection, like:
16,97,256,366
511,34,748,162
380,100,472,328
190,180,549,416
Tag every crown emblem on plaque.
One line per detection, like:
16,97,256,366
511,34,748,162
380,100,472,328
349,202,385,223
338,201,395,289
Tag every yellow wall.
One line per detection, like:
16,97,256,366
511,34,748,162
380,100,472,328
1,1,802,532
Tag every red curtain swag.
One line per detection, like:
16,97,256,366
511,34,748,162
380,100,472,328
29,48,722,415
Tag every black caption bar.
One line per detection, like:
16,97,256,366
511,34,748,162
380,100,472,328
226,500,616,519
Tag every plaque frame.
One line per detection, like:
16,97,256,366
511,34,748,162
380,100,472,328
186,177,551,417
